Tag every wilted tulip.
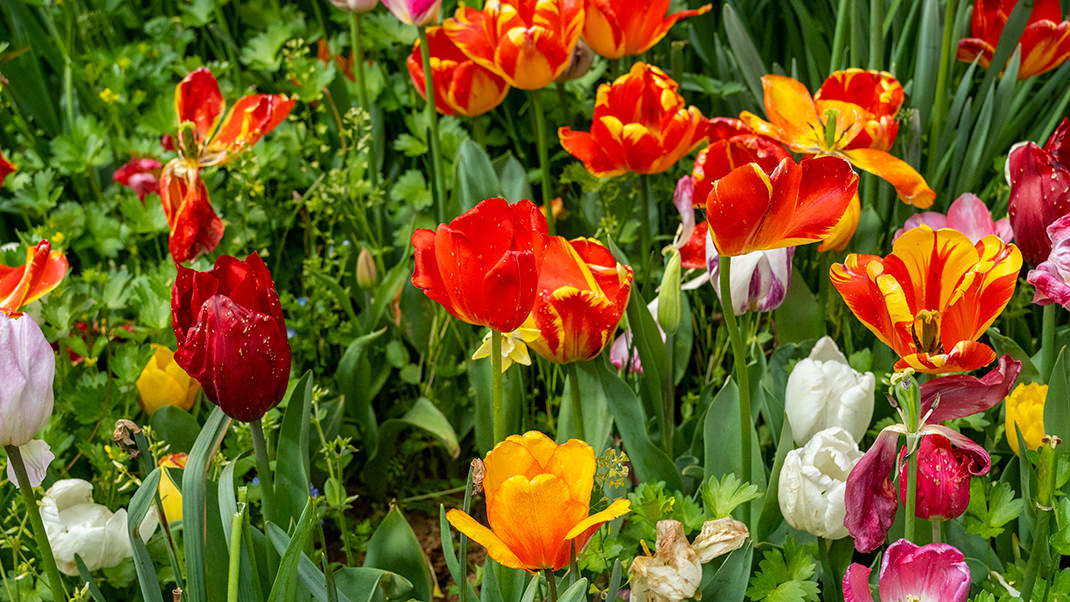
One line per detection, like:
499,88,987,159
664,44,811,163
784,336,875,445
778,427,862,540
1006,118,1070,266
1,313,56,488
1029,213,1070,307
1005,382,1047,455
843,539,971,602
39,479,157,576
629,518,748,602
158,453,188,522
171,253,292,422
136,345,200,415
446,431,630,570
897,434,976,521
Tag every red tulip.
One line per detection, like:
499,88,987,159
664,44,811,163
690,118,791,209
957,0,1070,79
171,253,291,422
407,26,510,117
411,197,549,332
1006,117,1070,266
0,241,69,316
159,163,224,265
114,158,163,202
0,148,14,188
898,434,978,521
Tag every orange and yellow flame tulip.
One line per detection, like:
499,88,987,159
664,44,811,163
830,226,1022,374
740,70,935,209
957,0,1070,79
407,26,510,117
559,62,709,177
705,155,858,257
523,236,633,363
581,0,711,59
446,431,630,571
443,0,584,90
0,240,69,315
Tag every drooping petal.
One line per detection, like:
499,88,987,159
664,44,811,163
159,164,224,264
841,148,935,209
175,68,225,149
5,439,54,488
0,148,14,188
919,354,1020,423
922,424,991,477
207,94,295,163
0,240,70,315
844,426,903,553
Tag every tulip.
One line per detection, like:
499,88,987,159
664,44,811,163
1005,382,1047,455
784,336,875,445
702,239,794,315
158,453,188,522
113,157,162,202
609,298,661,373
136,345,200,415
446,431,630,570
559,62,709,177
381,0,440,26
1006,118,1070,266
39,479,157,576
894,192,1013,244
705,155,858,257
407,26,510,117
0,240,69,316
163,68,294,263
0,148,14,188
330,0,378,12
629,518,748,602
957,0,1070,79
444,0,583,90
411,197,549,333
741,70,935,208
171,253,291,422
0,313,55,452
522,236,633,363
831,226,1022,373
898,434,978,521
690,118,791,205
581,0,711,59
843,539,971,602
778,427,862,539
1029,213,1070,306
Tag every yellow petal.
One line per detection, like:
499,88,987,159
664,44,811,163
565,498,632,539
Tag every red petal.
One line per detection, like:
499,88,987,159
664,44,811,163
175,68,224,147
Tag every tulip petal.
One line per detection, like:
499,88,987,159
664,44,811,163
559,127,624,177
878,539,971,602
6,439,54,489
564,498,631,540
445,508,526,569
919,354,1020,423
844,427,903,553
841,148,935,208
760,74,820,145
488,473,590,570
842,563,875,602
706,163,774,257
209,94,295,162
0,241,69,315
175,68,224,146
1005,139,1070,266
923,425,991,477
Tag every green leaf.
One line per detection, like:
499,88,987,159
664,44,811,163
127,468,165,602
701,544,753,602
364,397,460,498
149,406,202,453
1045,347,1070,441
701,474,762,520
338,328,387,450
746,538,820,602
558,578,589,602
364,508,434,602
240,20,299,71
182,407,232,602
721,4,767,107
267,499,319,602
965,480,1025,539
773,271,823,344
452,139,503,214
1050,497,1070,556
438,506,479,602
275,372,314,525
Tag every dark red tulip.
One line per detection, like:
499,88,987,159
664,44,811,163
898,434,985,521
1006,118,1070,266
171,253,291,422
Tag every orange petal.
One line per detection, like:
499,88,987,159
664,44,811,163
1019,20,1070,78
0,240,69,314
446,509,526,569
565,498,631,539
841,148,935,208
488,473,589,570
706,162,775,257
208,94,295,162
894,340,997,374
759,75,820,147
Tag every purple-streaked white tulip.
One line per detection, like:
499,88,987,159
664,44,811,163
331,0,379,12
1,313,55,487
894,193,1012,244
785,336,875,445
609,298,663,374
843,539,971,602
380,0,440,26
700,234,793,315
1028,212,1070,307
778,427,861,539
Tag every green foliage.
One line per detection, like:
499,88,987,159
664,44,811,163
700,473,762,520
745,539,820,602
965,480,1026,539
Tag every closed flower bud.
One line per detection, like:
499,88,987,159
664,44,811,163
657,248,682,336
356,246,378,289
778,427,862,539
555,39,594,83
1005,382,1047,455
136,345,200,415
898,434,975,521
785,336,875,445
330,0,378,13
705,235,794,315
158,453,188,522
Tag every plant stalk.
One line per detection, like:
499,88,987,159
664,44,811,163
529,89,556,235
566,362,586,442
1022,509,1052,601
250,419,277,525
544,569,558,602
817,538,843,602
639,174,652,260
491,331,505,444
350,12,379,190
1042,303,1057,382
6,445,67,602
662,331,675,456
226,507,244,602
718,256,752,529
904,434,919,543
418,25,447,222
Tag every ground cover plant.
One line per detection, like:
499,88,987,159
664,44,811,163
3,0,1070,600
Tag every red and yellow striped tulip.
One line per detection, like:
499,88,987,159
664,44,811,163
0,240,69,316
407,26,510,117
581,0,711,58
958,0,1070,79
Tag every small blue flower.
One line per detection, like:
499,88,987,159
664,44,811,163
297,297,308,306
287,328,296,339
252,476,260,486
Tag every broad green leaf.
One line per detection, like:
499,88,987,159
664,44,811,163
127,468,165,602
182,407,231,602
558,578,589,602
1044,348,1070,441
276,372,315,525
364,508,434,602
267,499,319,602
452,139,502,215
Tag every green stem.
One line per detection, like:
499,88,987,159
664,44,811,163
1022,509,1052,601
1042,303,1056,382
529,89,556,235
662,331,675,456
491,332,505,444
639,174,652,260
6,445,67,602
566,363,586,442
250,419,277,525
458,462,475,602
928,0,958,153
718,257,752,528
350,12,379,191
817,538,843,602
418,26,446,223
226,507,244,602
544,569,558,602
904,434,919,543
829,0,849,72
931,519,943,544
868,0,884,69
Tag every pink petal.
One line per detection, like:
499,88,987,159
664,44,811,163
845,427,902,553
878,539,971,602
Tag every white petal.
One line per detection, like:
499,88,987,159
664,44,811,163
6,439,54,488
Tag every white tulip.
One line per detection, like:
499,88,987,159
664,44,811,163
785,336,875,445
778,427,862,539
39,479,157,576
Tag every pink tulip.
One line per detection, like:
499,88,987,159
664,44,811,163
843,539,970,602
897,434,976,520
1028,212,1070,307
1006,118,1070,266
381,0,440,26
893,193,1012,244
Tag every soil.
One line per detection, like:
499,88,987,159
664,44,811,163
409,507,487,601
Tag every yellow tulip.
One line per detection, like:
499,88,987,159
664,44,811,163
1005,382,1047,455
136,345,199,414
158,453,188,522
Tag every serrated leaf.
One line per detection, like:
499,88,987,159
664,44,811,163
746,539,819,602
965,480,1024,539
701,473,762,520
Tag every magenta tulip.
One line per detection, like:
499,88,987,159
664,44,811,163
381,0,440,25
1028,212,1070,307
897,434,976,520
843,539,971,602
1006,118,1070,266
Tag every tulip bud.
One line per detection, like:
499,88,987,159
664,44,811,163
658,248,682,336
778,427,862,539
356,247,378,288
136,345,200,415
329,0,378,12
555,39,594,83
1005,382,1047,455
898,434,972,520
158,453,188,522
0,313,55,447
784,336,875,445
705,234,794,314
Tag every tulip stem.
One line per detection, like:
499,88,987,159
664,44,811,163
817,538,842,602
250,419,277,525
492,331,505,444
1022,507,1052,601
931,519,942,543
227,506,245,602
5,445,67,602
1041,303,1056,382
419,25,447,223
543,569,558,602
718,257,753,529
904,435,919,543
662,331,675,456
639,173,652,261
528,89,556,235
349,12,378,191
566,362,586,442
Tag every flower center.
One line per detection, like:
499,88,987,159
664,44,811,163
911,309,944,355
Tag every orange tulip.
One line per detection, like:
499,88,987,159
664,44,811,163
0,240,69,315
523,236,633,363
740,70,935,209
830,226,1022,374
559,62,709,177
407,26,510,117
159,162,224,264
446,431,631,571
957,0,1070,79
705,155,858,257
691,117,791,209
443,0,584,90
581,0,711,59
